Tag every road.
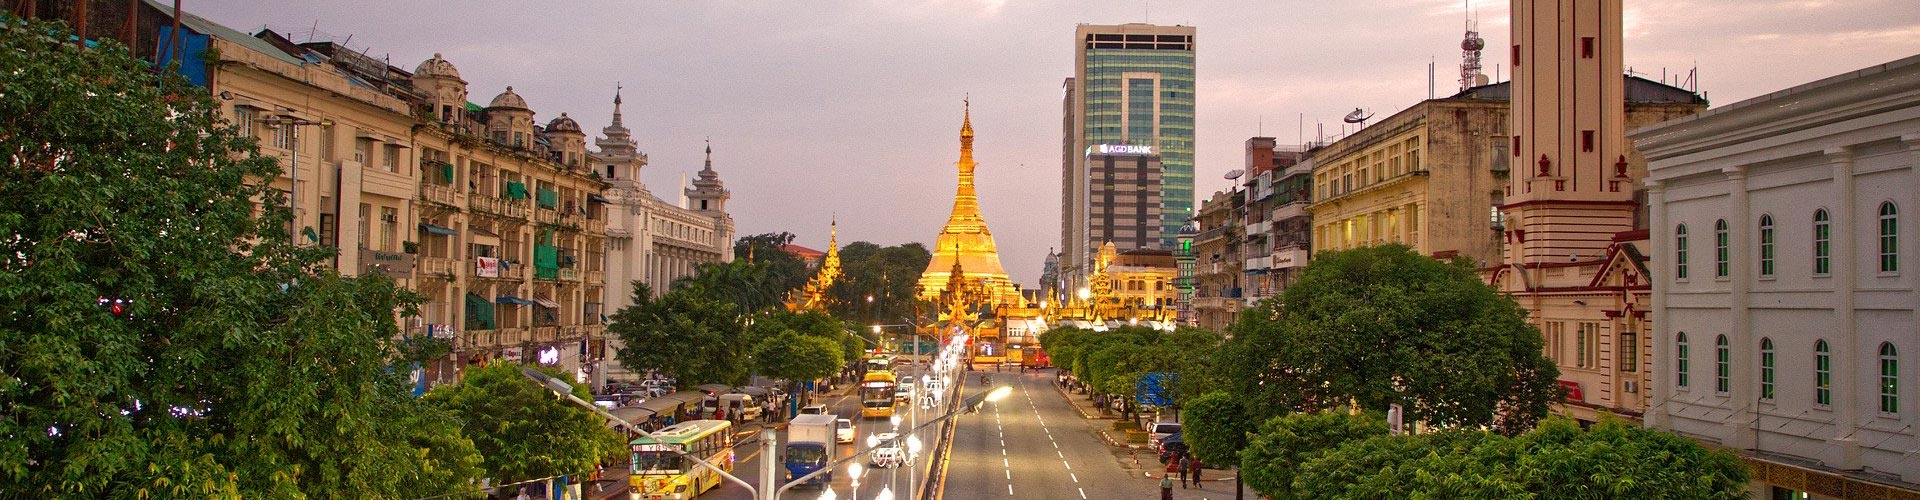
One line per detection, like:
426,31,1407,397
939,369,1142,500
604,366,945,500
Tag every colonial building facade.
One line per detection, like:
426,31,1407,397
1636,55,1920,498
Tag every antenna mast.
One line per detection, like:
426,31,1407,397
1458,0,1488,91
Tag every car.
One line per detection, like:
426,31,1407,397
898,375,917,386
800,404,828,416
836,419,855,444
1149,422,1182,452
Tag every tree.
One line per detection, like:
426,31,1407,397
1226,244,1560,433
1181,392,1253,467
750,330,847,389
734,232,810,296
1290,418,1750,499
1238,411,1388,499
745,309,859,366
826,241,933,324
425,364,626,485
608,282,749,387
0,19,478,498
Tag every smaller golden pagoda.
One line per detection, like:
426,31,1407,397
786,220,843,312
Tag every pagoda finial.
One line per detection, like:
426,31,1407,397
704,138,713,170
961,95,974,140
611,83,624,126
829,216,838,247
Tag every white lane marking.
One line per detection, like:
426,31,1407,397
1052,441,1059,449
1056,450,1064,458
1000,439,1005,446
1003,458,1009,467
1063,461,1071,470
1005,470,1010,479
1078,487,1087,499
1002,449,1007,456
1008,484,1014,495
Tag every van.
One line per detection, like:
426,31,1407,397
800,404,828,416
719,394,762,421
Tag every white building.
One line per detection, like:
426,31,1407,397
593,90,735,384
1636,54,1920,497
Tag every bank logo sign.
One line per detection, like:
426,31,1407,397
1088,144,1155,156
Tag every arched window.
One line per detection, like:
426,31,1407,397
1880,202,1899,273
1675,225,1690,279
1758,215,1776,277
1728,336,1743,394
1759,338,1775,400
1881,343,1900,414
1715,219,1730,278
1814,209,1832,276
1815,340,1831,406
1677,332,1691,388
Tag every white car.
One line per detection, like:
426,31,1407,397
836,418,855,444
868,433,911,468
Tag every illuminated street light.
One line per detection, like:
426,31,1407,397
875,487,895,500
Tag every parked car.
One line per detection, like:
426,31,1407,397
836,418,855,444
1157,434,1189,464
800,404,828,415
1148,422,1182,452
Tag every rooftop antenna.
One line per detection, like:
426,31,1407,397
1459,0,1489,91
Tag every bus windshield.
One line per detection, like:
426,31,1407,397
633,449,683,474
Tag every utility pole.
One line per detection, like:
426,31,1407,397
760,427,777,500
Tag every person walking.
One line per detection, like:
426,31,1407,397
1176,455,1190,488
1159,474,1174,500
1189,457,1204,489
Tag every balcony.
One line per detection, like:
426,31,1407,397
585,269,605,284
533,326,559,342
469,195,504,216
534,208,559,225
584,217,607,234
421,184,459,207
1272,200,1309,221
1244,220,1271,237
419,256,456,277
558,268,581,281
503,200,530,220
1244,255,1272,271
582,324,606,338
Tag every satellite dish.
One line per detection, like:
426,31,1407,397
1342,108,1373,124
1224,169,1245,181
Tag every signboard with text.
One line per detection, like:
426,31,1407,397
360,248,415,279
475,257,500,278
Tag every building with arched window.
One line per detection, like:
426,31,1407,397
1635,54,1920,496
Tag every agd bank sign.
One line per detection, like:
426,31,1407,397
1087,144,1155,156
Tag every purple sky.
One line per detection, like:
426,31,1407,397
188,0,1919,287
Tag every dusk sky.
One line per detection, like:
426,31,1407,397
190,0,1920,287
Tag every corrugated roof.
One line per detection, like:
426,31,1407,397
142,0,304,67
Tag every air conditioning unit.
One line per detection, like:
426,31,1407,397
1623,380,1638,393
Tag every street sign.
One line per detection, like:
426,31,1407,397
1135,372,1176,407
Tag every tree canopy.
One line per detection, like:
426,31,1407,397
424,364,626,484
1224,244,1560,433
825,241,933,325
733,232,810,297
1180,392,1253,466
0,19,479,498
608,282,750,387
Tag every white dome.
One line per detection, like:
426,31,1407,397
414,53,461,80
488,86,528,110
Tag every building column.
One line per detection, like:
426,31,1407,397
1826,146,1863,469
1646,181,1672,429
1722,165,1755,450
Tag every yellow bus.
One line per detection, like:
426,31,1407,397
859,371,898,419
630,419,735,500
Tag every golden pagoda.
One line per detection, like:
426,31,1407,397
787,219,843,311
917,100,1022,307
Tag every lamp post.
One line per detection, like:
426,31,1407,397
775,385,1013,500
258,114,333,245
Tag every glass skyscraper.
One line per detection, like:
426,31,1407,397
1061,23,1195,289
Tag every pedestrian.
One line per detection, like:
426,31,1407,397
1159,474,1174,500
1176,454,1190,488
1189,457,1203,489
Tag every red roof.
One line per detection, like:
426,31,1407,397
781,244,825,259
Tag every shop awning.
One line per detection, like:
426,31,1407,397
494,296,534,305
419,223,457,236
587,194,610,204
532,298,560,308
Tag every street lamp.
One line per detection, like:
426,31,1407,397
258,114,333,244
773,384,1014,500
519,367,761,499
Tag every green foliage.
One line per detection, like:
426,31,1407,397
678,259,788,314
1181,392,1253,466
608,282,750,387
1225,245,1560,433
733,232,810,297
825,241,933,324
0,18,479,498
425,365,625,484
1286,418,1750,500
1238,411,1389,499
751,330,847,384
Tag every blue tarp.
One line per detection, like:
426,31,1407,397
494,296,534,305
419,223,457,236
155,26,209,87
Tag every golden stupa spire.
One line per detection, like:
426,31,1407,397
788,218,843,311
919,99,1019,307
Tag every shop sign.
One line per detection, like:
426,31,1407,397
475,257,500,278
360,248,415,279
1557,380,1584,401
1090,144,1155,155
502,347,523,362
426,324,454,339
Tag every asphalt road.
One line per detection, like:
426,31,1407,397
939,369,1143,500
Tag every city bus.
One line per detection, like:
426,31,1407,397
630,419,735,500
864,353,895,374
859,371,898,419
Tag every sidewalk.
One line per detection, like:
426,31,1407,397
1044,373,1241,499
